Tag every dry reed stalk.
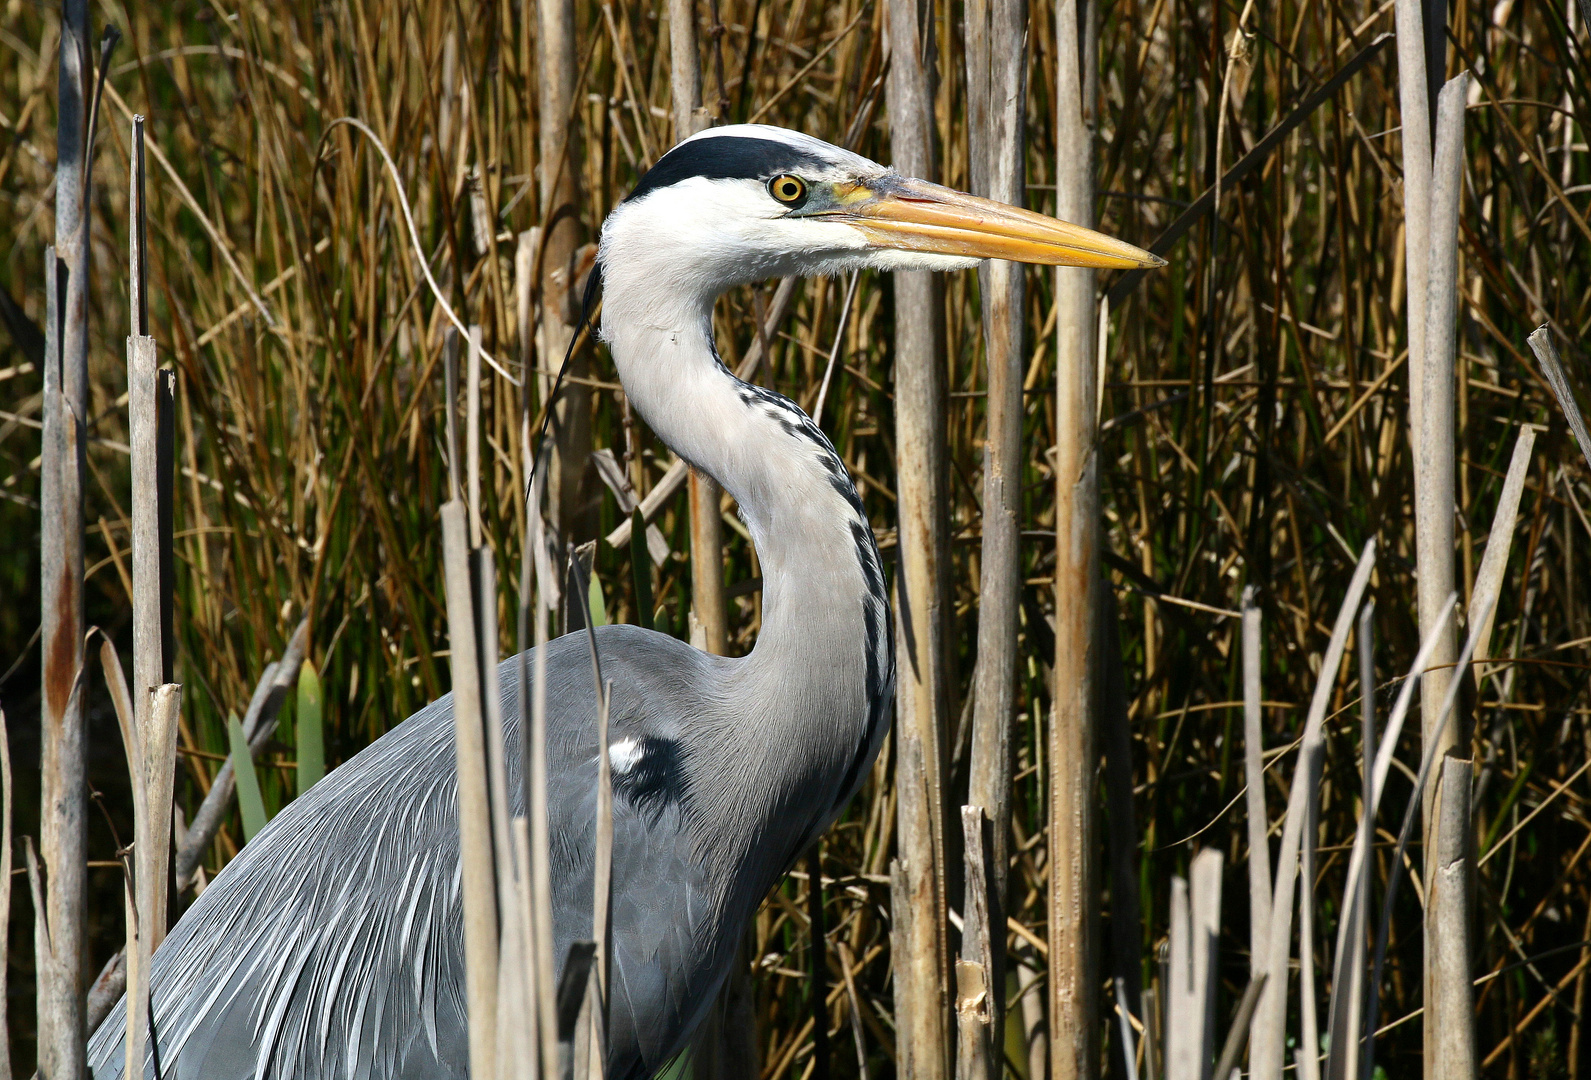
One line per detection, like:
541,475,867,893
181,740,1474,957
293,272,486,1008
964,0,1028,1044
1241,586,1270,981
1317,597,1457,1080
669,0,729,659
883,2,951,1075
0,707,10,1080
1419,72,1469,1067
442,330,500,1077
1252,543,1376,1080
1324,602,1377,1080
1527,328,1591,471
1297,752,1322,1080
1368,594,1491,1077
539,0,592,552
475,538,535,1078
954,806,994,1080
1051,1,1101,1075
38,1,93,1069
1165,850,1221,1080
442,497,500,1080
526,444,560,1080
1428,752,1476,1077
588,674,613,1080
125,683,180,1080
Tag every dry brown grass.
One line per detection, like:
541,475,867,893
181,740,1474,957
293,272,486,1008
0,0,1588,1075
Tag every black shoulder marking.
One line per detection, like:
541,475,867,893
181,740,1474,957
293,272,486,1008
612,737,690,826
625,136,832,204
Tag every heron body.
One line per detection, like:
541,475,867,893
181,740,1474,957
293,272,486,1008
88,125,1158,1080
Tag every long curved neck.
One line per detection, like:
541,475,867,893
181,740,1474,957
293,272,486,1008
598,267,892,832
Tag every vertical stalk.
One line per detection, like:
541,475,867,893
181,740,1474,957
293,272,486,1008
1428,753,1476,1076
1326,602,1376,1080
1052,1,1101,1076
39,0,91,1071
955,807,995,1080
1422,73,1470,1078
884,1,951,1075
538,0,591,553
671,0,728,658
1242,587,1271,981
966,0,1029,1047
1252,546,1377,1080
808,848,830,1080
443,337,499,1080
0,708,10,1080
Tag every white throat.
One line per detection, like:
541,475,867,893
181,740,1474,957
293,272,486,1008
596,235,892,842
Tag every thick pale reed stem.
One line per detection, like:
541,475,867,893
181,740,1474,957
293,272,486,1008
1419,72,1468,1071
39,1,93,1070
1052,1,1101,1076
884,2,951,1077
966,0,1029,1050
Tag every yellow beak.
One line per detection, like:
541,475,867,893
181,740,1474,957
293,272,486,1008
828,177,1164,269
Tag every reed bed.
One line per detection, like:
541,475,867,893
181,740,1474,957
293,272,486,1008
0,0,1587,1076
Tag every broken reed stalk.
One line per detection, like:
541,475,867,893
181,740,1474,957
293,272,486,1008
124,683,181,1080
38,0,94,1068
964,0,1027,1046
954,806,995,1080
442,330,500,1080
882,1,951,1076
1420,71,1470,1071
1470,427,1536,687
1251,542,1376,1080
1526,327,1591,472
1241,586,1271,983
1165,850,1221,1080
1052,0,1102,1075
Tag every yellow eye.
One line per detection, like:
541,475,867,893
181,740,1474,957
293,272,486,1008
767,174,809,207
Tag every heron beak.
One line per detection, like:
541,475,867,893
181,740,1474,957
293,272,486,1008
829,177,1165,269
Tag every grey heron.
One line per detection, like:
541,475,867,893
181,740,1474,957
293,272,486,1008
88,124,1159,1080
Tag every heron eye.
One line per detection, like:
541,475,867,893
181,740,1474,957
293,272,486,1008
767,174,809,208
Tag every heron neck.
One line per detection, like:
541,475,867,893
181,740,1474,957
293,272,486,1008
599,278,892,822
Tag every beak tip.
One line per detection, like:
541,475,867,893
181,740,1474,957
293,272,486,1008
1148,253,1168,268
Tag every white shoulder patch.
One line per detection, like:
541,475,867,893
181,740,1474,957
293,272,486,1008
608,737,644,774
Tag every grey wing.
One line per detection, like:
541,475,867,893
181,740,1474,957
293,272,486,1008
88,689,470,1080
88,627,733,1080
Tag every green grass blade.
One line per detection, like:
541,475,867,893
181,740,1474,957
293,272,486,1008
297,659,324,795
227,712,268,842
630,508,652,631
588,567,607,628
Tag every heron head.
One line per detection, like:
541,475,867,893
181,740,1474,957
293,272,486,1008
596,124,1163,294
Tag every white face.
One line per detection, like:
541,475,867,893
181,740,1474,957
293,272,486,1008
597,127,979,298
